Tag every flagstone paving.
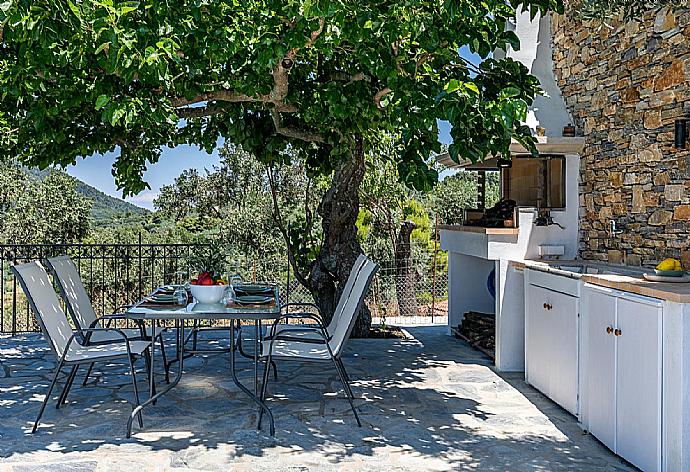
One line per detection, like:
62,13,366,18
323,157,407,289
0,326,634,471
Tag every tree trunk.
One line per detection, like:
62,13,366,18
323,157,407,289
395,220,417,317
308,137,371,337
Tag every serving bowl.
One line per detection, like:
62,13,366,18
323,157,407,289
189,284,227,304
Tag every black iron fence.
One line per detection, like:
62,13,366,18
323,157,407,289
0,242,198,334
0,241,448,335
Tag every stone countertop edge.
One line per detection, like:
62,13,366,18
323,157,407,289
519,259,690,304
439,224,520,235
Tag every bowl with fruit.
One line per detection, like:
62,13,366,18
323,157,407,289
654,258,685,277
188,272,228,304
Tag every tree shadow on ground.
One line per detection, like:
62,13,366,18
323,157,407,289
0,328,634,470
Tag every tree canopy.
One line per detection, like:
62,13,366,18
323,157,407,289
1,0,560,194
0,165,91,244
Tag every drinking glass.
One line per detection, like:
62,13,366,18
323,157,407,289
173,287,188,306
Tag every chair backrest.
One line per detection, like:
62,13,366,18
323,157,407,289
11,261,76,359
325,253,367,337
328,257,378,357
45,256,99,332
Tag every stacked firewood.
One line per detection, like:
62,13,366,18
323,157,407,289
458,311,495,355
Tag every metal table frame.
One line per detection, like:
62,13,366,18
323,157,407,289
124,292,281,438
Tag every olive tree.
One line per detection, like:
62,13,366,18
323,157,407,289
1,0,561,335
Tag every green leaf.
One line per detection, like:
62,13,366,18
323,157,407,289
95,95,110,110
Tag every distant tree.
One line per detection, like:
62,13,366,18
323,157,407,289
154,145,321,265
430,171,500,225
0,166,91,244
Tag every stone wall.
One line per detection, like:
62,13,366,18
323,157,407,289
552,6,690,266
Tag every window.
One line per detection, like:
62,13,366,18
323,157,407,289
502,155,566,209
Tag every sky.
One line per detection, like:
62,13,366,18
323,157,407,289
66,47,475,211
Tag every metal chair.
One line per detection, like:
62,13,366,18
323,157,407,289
271,254,368,344
12,261,152,433
45,255,169,384
259,256,378,428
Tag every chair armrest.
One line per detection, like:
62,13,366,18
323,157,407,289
76,327,130,346
87,313,132,329
281,302,321,314
265,326,331,344
264,313,330,355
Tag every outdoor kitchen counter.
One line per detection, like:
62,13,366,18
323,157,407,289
438,224,520,235
521,259,690,304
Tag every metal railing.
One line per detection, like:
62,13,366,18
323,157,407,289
0,242,198,334
0,241,449,334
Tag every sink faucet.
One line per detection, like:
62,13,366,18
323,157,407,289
609,220,624,236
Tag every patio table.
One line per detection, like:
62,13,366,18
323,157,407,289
123,286,280,438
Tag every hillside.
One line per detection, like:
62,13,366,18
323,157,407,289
26,168,149,225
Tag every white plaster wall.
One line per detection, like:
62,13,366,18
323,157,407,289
495,260,525,371
447,252,496,334
504,12,573,136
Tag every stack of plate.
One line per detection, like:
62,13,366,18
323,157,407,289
644,269,690,283
232,284,275,305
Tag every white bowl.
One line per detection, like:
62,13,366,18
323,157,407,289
189,284,227,304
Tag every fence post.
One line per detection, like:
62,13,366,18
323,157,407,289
432,214,439,324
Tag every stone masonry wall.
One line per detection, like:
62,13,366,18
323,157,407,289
552,6,690,266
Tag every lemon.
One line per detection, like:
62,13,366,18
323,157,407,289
656,258,679,271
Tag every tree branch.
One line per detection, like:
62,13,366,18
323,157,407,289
374,87,392,110
266,165,311,289
271,110,324,143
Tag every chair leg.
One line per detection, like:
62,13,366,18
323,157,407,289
192,320,199,351
142,347,156,398
257,356,273,430
33,358,65,433
128,355,144,428
337,359,355,398
158,332,170,384
56,365,79,409
271,360,278,381
332,357,361,427
81,362,95,386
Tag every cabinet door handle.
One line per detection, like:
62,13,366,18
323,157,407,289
543,303,553,310
606,326,613,334
614,328,622,336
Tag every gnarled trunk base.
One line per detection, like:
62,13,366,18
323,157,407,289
308,141,371,337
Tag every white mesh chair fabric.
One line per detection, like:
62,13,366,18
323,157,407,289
11,261,149,362
46,255,163,343
262,258,378,360
13,261,75,359
273,254,367,342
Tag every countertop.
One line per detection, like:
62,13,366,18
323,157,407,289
518,260,690,304
439,225,520,235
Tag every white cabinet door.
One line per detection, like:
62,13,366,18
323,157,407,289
584,287,617,452
547,290,578,415
526,285,551,395
526,284,578,415
615,296,662,472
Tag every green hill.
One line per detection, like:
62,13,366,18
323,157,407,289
26,168,149,226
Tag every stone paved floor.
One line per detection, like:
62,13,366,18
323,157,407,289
0,326,635,471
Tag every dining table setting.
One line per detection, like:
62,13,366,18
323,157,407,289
123,277,281,438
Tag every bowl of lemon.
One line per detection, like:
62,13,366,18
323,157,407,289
654,258,685,277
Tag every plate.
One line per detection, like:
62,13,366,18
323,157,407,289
234,295,274,305
654,269,685,277
234,284,274,295
644,273,690,283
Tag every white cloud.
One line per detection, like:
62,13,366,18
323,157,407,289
125,191,159,210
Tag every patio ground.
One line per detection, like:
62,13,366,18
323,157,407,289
0,326,634,471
